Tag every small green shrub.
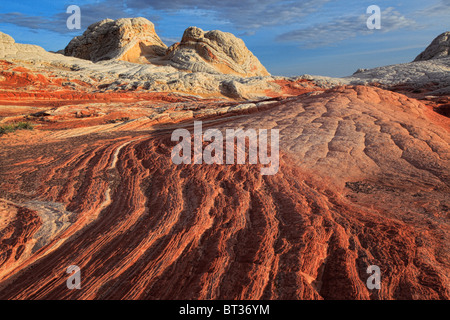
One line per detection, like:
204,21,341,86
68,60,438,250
15,122,34,130
0,122,34,135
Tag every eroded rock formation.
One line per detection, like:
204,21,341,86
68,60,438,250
64,18,167,63
63,18,269,77
166,26,270,77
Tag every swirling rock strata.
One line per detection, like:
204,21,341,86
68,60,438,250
0,85,448,300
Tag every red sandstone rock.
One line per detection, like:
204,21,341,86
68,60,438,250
0,84,448,300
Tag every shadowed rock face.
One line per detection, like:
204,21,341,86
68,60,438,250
64,18,167,63
414,31,450,62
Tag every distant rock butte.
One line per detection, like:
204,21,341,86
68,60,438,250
64,18,270,77
64,18,167,63
414,31,450,61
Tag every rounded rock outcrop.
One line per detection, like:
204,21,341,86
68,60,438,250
64,17,167,63
166,26,270,77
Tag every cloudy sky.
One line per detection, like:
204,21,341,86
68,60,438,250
0,0,448,76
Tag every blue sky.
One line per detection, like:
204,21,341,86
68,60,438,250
0,0,448,77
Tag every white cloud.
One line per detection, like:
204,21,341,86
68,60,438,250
418,0,450,16
278,7,417,48
125,0,330,30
